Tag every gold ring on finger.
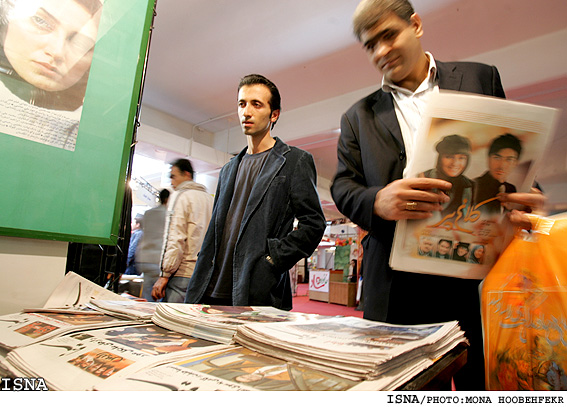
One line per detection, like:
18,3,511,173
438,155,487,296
406,201,418,211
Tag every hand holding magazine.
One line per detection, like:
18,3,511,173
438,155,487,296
390,92,559,279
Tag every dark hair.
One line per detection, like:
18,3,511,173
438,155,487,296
438,239,452,246
170,158,194,178
435,134,471,156
158,189,170,204
238,74,281,129
488,133,522,158
352,0,415,41
456,242,469,250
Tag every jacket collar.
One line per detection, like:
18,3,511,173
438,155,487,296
371,59,464,150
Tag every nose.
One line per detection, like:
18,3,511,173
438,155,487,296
43,30,67,63
373,42,391,64
241,104,253,117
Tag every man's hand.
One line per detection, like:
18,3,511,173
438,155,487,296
151,276,169,301
499,187,546,230
373,178,452,221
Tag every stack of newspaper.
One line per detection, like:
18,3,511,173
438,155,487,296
152,303,330,344
234,317,467,390
3,323,226,390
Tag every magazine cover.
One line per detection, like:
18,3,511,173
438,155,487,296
390,92,559,279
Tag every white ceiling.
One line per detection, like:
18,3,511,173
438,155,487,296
137,0,567,219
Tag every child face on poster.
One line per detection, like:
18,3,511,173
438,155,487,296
3,0,102,92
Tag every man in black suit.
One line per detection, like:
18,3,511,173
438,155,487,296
331,0,543,390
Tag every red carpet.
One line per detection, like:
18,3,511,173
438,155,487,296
291,283,363,318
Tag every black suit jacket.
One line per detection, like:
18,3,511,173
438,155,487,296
330,60,505,322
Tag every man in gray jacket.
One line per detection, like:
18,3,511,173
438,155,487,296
136,189,169,301
152,159,213,302
184,74,326,310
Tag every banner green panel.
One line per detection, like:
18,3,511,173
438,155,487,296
0,0,156,244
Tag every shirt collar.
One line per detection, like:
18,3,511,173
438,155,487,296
382,52,438,95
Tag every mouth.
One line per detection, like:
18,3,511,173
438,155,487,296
380,56,399,71
34,61,61,77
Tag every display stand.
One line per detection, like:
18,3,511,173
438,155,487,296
329,282,357,307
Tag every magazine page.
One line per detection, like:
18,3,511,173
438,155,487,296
4,323,224,391
0,311,135,350
390,92,559,279
43,272,125,309
96,345,360,391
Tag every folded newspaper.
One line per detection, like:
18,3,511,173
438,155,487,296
390,91,559,279
95,345,362,391
152,303,331,344
0,311,138,352
3,323,225,390
234,317,466,388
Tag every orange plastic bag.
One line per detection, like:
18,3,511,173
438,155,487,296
482,215,567,390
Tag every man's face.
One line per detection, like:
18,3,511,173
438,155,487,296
437,241,451,256
4,0,101,92
237,84,279,139
457,246,468,257
169,166,191,190
360,12,424,88
488,148,518,183
420,239,433,253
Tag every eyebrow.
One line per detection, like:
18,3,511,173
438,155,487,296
363,28,393,49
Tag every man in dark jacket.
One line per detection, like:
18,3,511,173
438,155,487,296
330,0,543,390
185,74,326,311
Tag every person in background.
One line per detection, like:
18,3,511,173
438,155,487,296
151,159,213,303
124,214,142,275
184,74,326,310
348,259,358,283
136,189,170,301
330,0,543,390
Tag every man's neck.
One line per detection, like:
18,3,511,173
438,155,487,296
246,131,276,154
395,52,430,92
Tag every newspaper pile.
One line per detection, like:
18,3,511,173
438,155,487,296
152,303,330,344
2,323,225,391
234,317,467,390
95,345,361,391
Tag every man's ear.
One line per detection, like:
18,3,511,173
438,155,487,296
410,13,423,38
270,109,280,123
